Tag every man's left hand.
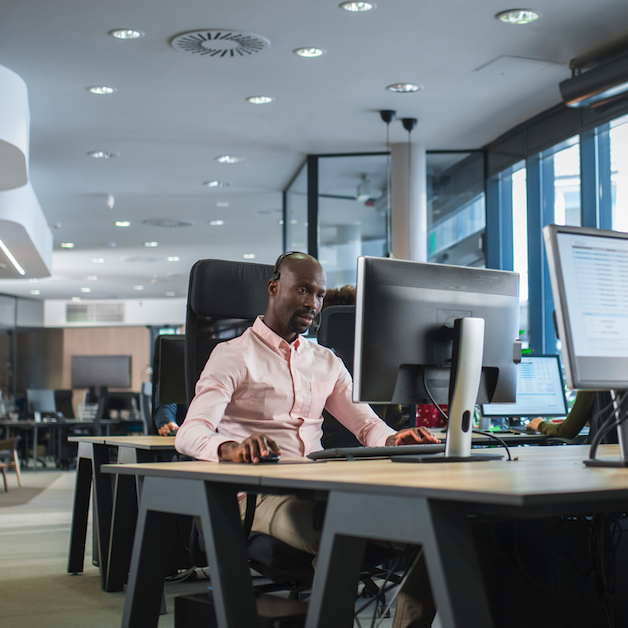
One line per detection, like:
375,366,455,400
385,426,440,447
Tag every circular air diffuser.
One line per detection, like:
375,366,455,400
171,30,270,57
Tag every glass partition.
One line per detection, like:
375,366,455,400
317,154,388,288
427,152,486,267
285,161,308,252
611,113,628,232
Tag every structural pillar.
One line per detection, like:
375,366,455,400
390,142,427,262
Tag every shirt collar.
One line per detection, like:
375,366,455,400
253,316,302,353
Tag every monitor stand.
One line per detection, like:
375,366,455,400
584,389,628,468
399,317,503,464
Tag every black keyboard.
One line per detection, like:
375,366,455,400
307,443,446,461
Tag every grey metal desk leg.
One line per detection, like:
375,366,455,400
306,491,493,628
105,446,140,592
33,425,38,472
121,477,258,628
92,443,114,590
67,443,93,574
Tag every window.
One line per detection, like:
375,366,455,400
610,113,628,232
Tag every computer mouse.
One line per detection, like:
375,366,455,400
258,452,280,463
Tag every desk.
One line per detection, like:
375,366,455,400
104,445,628,628
67,435,177,591
0,418,144,471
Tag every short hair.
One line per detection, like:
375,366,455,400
270,251,308,281
323,285,356,308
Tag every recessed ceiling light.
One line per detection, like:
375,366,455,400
209,220,224,226
215,155,245,164
60,242,74,248
167,256,180,262
386,83,422,93
115,221,131,227
246,96,274,104
109,29,145,39
30,290,40,295
71,297,81,302
87,86,117,95
294,48,326,58
144,241,158,247
134,285,144,291
81,287,91,293
339,2,376,11
243,253,256,259
166,292,176,297
279,219,284,225
87,275,98,281
204,180,230,188
92,258,105,263
216,202,230,207
495,9,541,24
88,150,120,159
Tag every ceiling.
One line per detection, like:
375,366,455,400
1,0,628,302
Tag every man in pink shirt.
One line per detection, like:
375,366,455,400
176,252,438,627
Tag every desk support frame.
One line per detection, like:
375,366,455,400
307,491,493,628
122,476,258,628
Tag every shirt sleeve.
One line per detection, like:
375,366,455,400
537,390,596,440
154,403,177,430
324,360,396,447
175,343,244,461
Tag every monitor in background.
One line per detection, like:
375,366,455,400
481,355,568,421
71,355,132,389
354,256,521,461
544,224,628,467
26,388,56,423
107,392,140,414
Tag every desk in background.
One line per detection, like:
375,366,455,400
67,435,177,592
0,418,144,471
104,445,628,628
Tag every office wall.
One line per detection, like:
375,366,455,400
16,328,63,390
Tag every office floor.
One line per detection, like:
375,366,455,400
0,462,439,628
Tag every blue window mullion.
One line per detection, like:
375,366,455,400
485,173,513,270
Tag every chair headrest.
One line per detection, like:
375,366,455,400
188,259,274,319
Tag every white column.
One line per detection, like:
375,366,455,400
390,142,427,262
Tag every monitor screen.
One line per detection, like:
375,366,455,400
353,256,521,406
481,355,568,418
543,224,628,389
71,355,132,389
26,388,56,414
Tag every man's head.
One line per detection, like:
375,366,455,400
264,252,327,342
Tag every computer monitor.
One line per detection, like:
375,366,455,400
481,355,568,420
353,256,521,460
71,355,132,389
26,388,56,422
543,224,628,466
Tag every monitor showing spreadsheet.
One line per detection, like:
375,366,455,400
481,355,568,418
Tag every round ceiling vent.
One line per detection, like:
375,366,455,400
171,30,270,57
143,219,195,228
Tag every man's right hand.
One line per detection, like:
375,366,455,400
218,434,281,463
158,422,178,436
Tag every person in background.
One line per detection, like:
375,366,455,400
154,403,187,436
527,390,619,441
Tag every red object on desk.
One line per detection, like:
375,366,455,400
417,404,448,428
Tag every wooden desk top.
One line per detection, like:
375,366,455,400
103,445,628,508
69,435,176,450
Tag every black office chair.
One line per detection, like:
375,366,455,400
54,390,75,418
184,259,318,591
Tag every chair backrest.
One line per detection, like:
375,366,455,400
317,305,356,376
54,390,75,418
184,259,274,404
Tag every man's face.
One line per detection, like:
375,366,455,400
269,259,327,341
